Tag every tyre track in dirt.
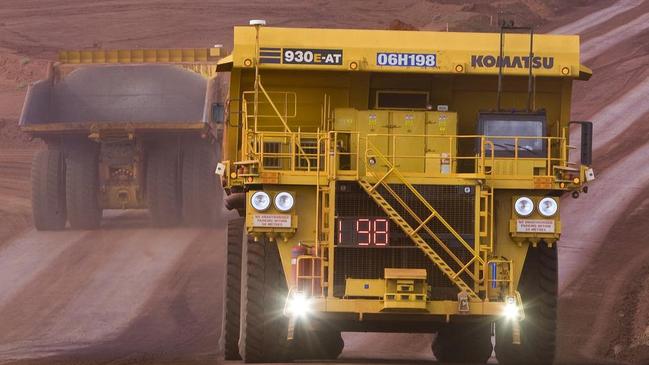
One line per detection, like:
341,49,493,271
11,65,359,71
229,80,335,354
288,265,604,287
0,211,220,364
581,13,649,63
0,223,224,365
550,0,644,35
560,184,649,365
556,0,649,292
554,2,649,364
0,148,35,244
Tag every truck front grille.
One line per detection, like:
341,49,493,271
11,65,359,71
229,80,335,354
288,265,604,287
333,182,476,300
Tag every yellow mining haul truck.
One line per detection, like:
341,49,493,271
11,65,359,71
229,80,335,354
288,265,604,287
218,23,593,363
21,48,225,229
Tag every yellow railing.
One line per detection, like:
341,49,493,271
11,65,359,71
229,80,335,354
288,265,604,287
240,130,570,181
246,131,328,173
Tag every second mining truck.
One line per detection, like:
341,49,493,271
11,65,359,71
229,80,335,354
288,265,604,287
21,48,225,229
218,22,594,364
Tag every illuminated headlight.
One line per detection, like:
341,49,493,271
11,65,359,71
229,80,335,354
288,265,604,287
538,197,558,217
285,292,311,317
503,295,519,320
274,192,294,212
514,197,534,217
250,191,271,211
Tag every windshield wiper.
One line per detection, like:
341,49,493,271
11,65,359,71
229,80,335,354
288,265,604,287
503,143,541,156
487,142,541,157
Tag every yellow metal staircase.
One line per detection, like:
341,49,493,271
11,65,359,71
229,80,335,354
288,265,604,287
359,143,485,301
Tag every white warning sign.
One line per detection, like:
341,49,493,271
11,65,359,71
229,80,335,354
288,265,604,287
253,214,292,228
516,219,555,233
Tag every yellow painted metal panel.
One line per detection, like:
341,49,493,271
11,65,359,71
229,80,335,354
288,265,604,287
232,26,581,77
391,111,425,173
384,268,427,279
344,278,385,298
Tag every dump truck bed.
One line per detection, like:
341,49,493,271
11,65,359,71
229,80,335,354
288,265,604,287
20,63,215,137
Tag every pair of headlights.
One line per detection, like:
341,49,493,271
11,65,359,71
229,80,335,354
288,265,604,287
514,197,558,217
250,191,295,212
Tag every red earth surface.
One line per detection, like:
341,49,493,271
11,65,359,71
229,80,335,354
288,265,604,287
1,1,649,364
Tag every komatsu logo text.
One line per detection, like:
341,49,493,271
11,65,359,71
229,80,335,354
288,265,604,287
471,55,555,69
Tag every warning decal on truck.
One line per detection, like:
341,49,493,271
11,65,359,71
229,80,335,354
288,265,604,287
253,214,292,228
516,219,555,233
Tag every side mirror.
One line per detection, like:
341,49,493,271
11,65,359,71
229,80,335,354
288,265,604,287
570,121,593,166
211,102,225,124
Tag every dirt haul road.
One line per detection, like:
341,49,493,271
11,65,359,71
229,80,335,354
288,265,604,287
2,1,649,364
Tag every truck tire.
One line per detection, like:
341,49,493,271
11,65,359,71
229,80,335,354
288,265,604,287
432,321,492,363
31,148,67,230
496,244,557,365
240,235,292,363
181,139,221,226
146,143,181,226
293,325,344,360
66,141,101,229
221,218,244,360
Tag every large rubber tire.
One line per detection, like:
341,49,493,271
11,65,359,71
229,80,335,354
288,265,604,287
496,244,558,365
181,139,221,226
293,324,344,361
220,218,244,360
240,236,292,363
31,148,67,230
146,143,181,226
65,141,101,229
432,321,493,363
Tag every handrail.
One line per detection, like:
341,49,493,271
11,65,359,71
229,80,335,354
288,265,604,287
242,86,314,169
240,129,571,180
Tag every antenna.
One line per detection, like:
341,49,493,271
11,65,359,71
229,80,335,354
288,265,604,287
250,19,266,132
496,17,535,112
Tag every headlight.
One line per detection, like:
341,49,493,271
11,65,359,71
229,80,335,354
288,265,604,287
250,191,271,211
274,192,294,212
514,197,534,217
538,197,558,217
285,292,311,317
503,295,519,320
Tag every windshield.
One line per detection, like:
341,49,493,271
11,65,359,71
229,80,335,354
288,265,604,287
483,119,545,156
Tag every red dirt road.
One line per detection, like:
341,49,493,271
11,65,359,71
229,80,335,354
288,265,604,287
2,1,649,365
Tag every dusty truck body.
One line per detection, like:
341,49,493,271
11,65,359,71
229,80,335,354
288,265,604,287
21,49,226,229
218,24,594,364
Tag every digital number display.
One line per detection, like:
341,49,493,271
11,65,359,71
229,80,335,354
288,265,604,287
337,218,389,247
